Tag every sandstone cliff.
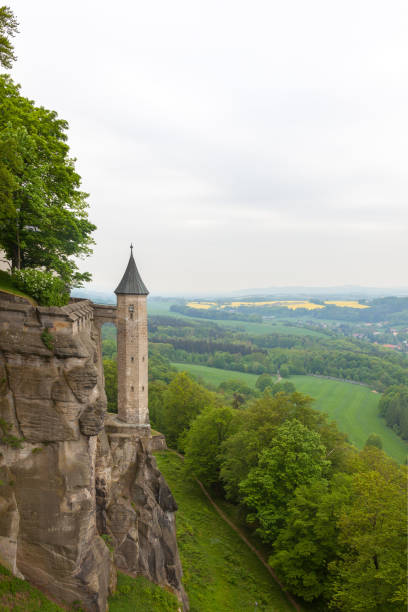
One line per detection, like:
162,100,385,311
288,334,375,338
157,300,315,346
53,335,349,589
0,293,187,611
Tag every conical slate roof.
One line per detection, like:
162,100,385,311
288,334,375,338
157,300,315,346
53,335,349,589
115,247,149,295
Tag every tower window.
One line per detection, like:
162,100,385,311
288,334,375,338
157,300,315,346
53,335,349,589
131,356,134,362
142,386,145,391
131,385,134,391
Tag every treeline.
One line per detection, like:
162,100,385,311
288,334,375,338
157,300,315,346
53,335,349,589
379,386,408,439
172,297,408,324
144,357,407,611
152,342,408,391
170,304,262,322
150,337,258,356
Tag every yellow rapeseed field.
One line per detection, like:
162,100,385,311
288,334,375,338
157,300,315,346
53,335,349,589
324,300,370,309
186,300,368,311
186,301,216,309
189,300,324,311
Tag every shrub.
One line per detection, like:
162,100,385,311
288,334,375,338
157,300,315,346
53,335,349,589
11,268,69,306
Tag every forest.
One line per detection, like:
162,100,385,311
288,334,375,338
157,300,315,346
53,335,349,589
102,308,407,611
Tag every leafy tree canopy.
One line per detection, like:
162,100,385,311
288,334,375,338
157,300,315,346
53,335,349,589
365,432,383,449
0,6,18,69
240,419,330,542
270,473,352,602
160,371,216,448
330,448,407,611
184,404,237,487
0,75,95,287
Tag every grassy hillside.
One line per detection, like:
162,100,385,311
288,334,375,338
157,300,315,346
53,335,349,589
172,362,260,388
155,450,294,612
172,363,407,463
0,564,179,611
289,375,408,463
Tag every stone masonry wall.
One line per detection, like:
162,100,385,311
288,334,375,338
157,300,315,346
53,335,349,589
0,294,187,611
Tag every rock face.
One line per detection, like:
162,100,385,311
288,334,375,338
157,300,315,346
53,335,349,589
0,295,187,611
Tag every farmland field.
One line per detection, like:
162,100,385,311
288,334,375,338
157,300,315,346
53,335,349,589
172,362,260,388
147,298,328,337
289,375,408,464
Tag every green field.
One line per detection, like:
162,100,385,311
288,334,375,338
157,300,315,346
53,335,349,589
172,362,260,388
147,298,327,338
155,451,294,612
289,375,408,464
173,363,407,464
148,298,180,315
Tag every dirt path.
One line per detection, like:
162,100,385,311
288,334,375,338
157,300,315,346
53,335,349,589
171,450,301,612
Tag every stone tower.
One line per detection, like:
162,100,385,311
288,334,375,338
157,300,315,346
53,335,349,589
115,245,149,425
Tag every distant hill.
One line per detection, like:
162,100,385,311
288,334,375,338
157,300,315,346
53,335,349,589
230,286,408,298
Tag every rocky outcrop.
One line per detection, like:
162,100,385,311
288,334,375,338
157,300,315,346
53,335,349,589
0,294,187,611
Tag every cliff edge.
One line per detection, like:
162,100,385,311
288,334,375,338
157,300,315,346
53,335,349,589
0,293,187,611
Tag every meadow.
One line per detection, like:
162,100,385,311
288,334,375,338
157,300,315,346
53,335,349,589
155,451,295,612
289,375,408,464
171,363,407,464
172,362,260,388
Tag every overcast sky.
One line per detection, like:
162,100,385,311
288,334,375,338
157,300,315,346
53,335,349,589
10,1,408,294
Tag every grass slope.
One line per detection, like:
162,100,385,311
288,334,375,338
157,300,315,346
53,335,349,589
0,565,179,611
172,362,260,388
155,450,294,612
289,375,408,464
173,363,407,463
0,270,37,305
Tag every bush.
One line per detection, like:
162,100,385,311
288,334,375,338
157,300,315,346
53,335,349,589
11,268,69,306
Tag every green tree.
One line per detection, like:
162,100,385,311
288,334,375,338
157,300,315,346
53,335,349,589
184,405,236,487
161,372,215,448
0,76,95,286
148,380,167,431
270,473,352,602
103,358,117,413
279,364,290,378
271,380,296,395
240,419,330,543
365,432,383,449
255,373,274,392
0,6,18,69
220,391,348,501
330,448,407,611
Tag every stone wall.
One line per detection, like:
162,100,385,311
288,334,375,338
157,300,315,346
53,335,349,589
0,294,187,611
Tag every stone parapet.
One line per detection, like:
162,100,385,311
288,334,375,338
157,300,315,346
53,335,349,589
0,293,94,336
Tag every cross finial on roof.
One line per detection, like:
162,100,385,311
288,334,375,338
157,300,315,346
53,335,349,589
130,243,133,255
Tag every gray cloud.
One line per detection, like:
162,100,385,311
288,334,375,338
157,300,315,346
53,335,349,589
10,0,408,293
